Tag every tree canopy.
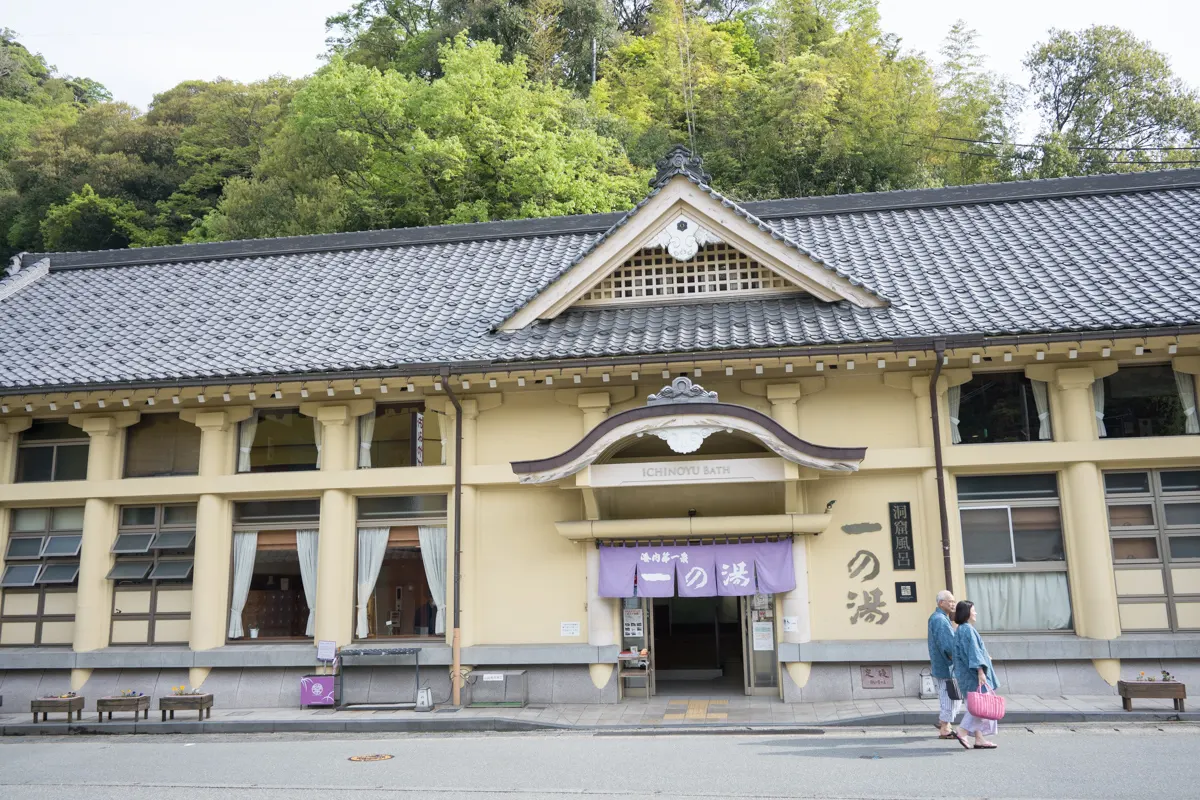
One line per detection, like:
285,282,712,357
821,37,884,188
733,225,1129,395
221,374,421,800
2,6,1198,261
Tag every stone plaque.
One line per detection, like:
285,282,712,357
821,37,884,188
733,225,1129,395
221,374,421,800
860,665,894,690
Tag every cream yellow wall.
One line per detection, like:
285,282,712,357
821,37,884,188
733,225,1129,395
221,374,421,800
472,486,588,644
805,472,930,640
1,342,1200,658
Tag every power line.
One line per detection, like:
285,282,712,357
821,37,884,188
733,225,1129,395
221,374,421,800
925,134,1200,152
901,141,1200,166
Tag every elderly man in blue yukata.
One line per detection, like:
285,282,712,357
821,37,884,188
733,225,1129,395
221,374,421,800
927,589,959,739
953,600,1000,749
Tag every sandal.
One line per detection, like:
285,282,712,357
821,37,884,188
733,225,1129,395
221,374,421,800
974,742,998,749
938,732,959,739
955,733,970,750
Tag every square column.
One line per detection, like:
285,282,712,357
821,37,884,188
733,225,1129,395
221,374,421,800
182,408,251,654
1052,367,1121,640
67,412,140,653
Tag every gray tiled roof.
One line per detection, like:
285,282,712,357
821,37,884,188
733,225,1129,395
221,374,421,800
2,169,1200,391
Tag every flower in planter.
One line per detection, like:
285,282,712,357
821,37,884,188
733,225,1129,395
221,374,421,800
1163,670,1176,682
1138,671,1146,681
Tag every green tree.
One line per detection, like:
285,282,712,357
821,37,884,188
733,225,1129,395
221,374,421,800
195,37,646,240
39,184,155,251
925,21,1019,185
1024,25,1200,175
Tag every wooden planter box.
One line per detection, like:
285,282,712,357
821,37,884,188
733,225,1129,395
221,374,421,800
96,695,150,721
31,695,84,722
159,693,214,721
1117,680,1186,712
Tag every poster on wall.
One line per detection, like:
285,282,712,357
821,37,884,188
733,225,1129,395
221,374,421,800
751,621,774,651
623,608,644,638
560,621,581,637
889,502,915,570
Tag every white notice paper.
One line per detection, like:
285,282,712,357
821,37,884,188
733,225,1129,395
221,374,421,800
481,673,505,682
752,622,774,651
622,608,644,638
782,616,799,633
560,621,581,637
316,640,337,662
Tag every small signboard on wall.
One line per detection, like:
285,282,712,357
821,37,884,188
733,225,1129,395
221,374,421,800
560,621,581,637
895,582,917,603
623,608,644,638
752,622,774,651
860,665,894,689
889,502,915,571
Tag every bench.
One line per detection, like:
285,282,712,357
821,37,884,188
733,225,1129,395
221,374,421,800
1117,680,1186,712
159,693,214,721
31,695,84,722
97,695,150,721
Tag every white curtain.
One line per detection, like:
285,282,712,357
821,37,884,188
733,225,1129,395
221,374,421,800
358,410,376,468
237,411,258,473
356,527,390,638
1176,370,1200,435
296,529,319,637
947,385,962,444
227,530,258,638
419,526,448,635
966,571,1072,631
313,418,323,469
1092,379,1107,438
1030,380,1052,440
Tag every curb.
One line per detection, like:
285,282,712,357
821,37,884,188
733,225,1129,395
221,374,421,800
3,710,1197,737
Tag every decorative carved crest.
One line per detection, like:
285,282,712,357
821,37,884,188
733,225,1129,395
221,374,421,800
647,377,719,405
649,215,724,261
650,145,712,189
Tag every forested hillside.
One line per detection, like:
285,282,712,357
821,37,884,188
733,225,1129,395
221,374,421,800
3,0,1199,259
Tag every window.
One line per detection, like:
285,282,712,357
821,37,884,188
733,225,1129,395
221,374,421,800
237,409,317,473
353,497,448,639
228,500,321,641
359,404,441,468
1106,469,1200,631
0,507,83,646
15,421,88,482
124,414,201,477
1098,365,1198,438
957,474,1072,632
108,504,196,645
952,372,1051,444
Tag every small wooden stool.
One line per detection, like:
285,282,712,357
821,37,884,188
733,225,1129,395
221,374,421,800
31,695,84,722
97,695,150,721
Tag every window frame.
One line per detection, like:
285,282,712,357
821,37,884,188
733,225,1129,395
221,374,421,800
122,412,202,478
0,506,83,646
108,503,197,646
15,422,90,483
953,370,1049,445
1105,468,1200,632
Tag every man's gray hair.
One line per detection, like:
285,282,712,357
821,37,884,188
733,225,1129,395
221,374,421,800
936,590,954,604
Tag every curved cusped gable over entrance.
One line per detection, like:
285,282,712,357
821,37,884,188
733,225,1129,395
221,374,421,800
510,377,866,484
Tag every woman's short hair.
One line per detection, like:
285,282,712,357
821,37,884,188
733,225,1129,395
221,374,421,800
954,600,974,625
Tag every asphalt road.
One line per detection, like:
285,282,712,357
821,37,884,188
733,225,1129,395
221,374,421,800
2,724,1198,799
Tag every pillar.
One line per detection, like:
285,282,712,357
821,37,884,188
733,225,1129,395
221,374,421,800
766,384,814,689
314,404,356,646
1053,367,1121,644
184,408,250,687
68,412,138,689
577,393,614,688
452,399,479,649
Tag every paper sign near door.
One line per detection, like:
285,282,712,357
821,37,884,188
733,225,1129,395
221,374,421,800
622,608,644,638
751,621,774,651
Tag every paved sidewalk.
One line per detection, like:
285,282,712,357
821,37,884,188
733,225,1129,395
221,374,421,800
2,693,1195,735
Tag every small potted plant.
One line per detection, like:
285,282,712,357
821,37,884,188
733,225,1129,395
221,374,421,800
159,685,214,721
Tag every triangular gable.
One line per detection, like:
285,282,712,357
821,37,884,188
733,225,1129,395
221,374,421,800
498,172,887,331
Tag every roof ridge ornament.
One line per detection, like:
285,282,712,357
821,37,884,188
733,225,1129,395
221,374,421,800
647,376,719,405
651,145,712,189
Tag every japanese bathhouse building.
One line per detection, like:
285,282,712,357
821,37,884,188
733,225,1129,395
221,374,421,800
1,147,1200,709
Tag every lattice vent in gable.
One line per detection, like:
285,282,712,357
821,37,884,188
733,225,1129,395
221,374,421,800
576,242,802,306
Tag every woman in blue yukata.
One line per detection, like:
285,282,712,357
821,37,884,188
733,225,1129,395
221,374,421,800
953,600,999,749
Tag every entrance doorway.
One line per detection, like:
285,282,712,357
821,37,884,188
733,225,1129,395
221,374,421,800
620,594,778,698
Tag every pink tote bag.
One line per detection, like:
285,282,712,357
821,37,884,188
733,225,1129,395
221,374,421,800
966,682,1006,721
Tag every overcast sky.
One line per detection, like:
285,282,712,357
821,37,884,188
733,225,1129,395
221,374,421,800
7,0,1200,116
